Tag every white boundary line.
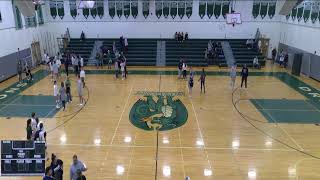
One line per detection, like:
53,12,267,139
110,82,134,145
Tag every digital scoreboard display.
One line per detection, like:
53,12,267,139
1,140,45,176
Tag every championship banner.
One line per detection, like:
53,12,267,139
268,1,276,19
163,1,170,18
90,2,97,19
97,0,104,19
297,5,304,22
186,1,192,18
178,1,185,19
311,3,319,23
123,1,130,19
131,0,138,18
207,1,214,19
170,1,177,19
155,1,162,19
57,0,64,19
116,1,123,18
69,0,77,19
260,1,268,19
199,1,206,19
303,2,311,22
142,1,149,19
108,1,115,18
291,8,297,21
222,1,230,19
214,1,221,19
252,1,260,19
49,0,57,19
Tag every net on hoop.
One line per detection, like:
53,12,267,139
78,0,95,9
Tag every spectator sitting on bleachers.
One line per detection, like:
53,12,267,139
246,39,253,49
185,32,189,40
175,32,178,41
253,56,260,69
80,31,85,42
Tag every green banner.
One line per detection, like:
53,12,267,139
214,1,221,19
163,1,170,18
186,1,192,18
311,3,319,23
291,8,297,21
260,2,268,19
170,1,177,19
131,1,138,18
142,1,149,18
268,2,276,19
252,1,260,19
116,1,123,18
178,1,185,19
97,1,104,18
83,8,89,19
155,1,162,19
123,1,130,18
199,1,206,19
303,2,311,22
90,3,97,19
207,1,213,19
49,0,57,19
69,0,77,19
222,1,230,19
37,6,44,24
109,1,115,18
297,6,304,22
57,0,64,19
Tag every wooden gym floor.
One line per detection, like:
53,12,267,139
0,62,320,180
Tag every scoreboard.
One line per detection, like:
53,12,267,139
1,140,45,176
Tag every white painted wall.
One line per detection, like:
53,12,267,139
279,15,320,55
1,0,319,59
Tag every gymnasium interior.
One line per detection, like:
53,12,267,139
0,0,320,179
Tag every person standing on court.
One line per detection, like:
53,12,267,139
77,75,84,106
198,68,206,93
241,64,248,88
65,76,72,103
70,154,87,180
178,59,183,79
230,64,237,90
188,73,194,97
17,60,23,83
182,61,188,80
59,82,67,111
114,59,119,79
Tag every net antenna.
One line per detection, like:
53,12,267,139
78,0,95,9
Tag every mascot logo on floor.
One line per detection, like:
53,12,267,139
129,92,188,131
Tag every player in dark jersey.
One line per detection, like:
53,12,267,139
188,74,194,97
198,68,206,93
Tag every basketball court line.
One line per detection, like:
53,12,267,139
178,128,186,178
189,95,213,169
47,143,296,152
110,81,134,145
248,94,305,151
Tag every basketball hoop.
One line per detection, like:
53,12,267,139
226,13,242,27
78,0,95,9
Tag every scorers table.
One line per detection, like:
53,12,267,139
1,140,45,176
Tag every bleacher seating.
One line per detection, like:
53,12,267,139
219,39,265,67
64,39,95,65
101,38,157,66
64,38,264,68
166,39,225,67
